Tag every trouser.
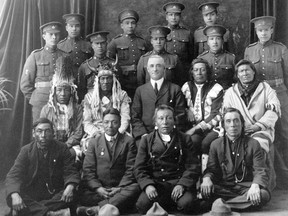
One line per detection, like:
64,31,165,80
7,191,74,216
191,130,219,155
79,183,140,214
32,103,46,123
203,183,270,210
136,181,197,214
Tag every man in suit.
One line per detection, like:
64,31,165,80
132,55,186,144
20,22,68,122
200,108,270,210
134,105,200,214
78,108,140,215
5,118,80,216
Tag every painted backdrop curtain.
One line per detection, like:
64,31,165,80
0,0,98,179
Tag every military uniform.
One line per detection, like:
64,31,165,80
244,16,288,171
137,50,180,86
108,33,148,98
57,36,92,77
107,9,149,99
20,22,67,121
198,50,235,89
194,26,230,57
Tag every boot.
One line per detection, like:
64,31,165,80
47,208,70,216
76,206,99,216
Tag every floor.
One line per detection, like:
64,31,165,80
0,183,288,216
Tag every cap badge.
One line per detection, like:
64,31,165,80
173,6,176,9
156,30,160,34
52,25,56,29
205,5,209,10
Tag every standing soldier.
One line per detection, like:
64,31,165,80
198,25,235,90
58,14,92,79
107,9,149,99
20,22,68,122
194,2,230,57
244,16,288,187
163,2,193,83
77,31,117,102
137,26,182,87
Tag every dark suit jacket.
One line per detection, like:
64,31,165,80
131,80,186,138
134,130,200,191
5,140,80,200
82,133,137,190
203,135,269,189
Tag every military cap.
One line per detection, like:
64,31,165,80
251,16,275,28
148,26,171,38
163,2,185,13
86,31,109,43
118,9,139,23
198,2,219,15
40,21,62,33
204,25,226,37
62,13,84,24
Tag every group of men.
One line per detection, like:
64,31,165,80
6,1,288,216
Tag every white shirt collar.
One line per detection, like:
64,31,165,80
105,133,118,142
150,78,164,90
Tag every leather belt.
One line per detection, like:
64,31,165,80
35,82,51,88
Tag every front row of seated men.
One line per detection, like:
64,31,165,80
6,105,271,216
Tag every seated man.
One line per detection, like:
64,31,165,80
5,118,80,216
182,58,223,170
134,105,200,214
223,59,280,190
132,55,186,144
78,108,140,215
82,63,131,151
201,107,271,210
40,56,83,159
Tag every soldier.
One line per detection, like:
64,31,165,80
20,21,68,122
163,2,193,83
78,31,117,102
107,9,149,99
244,16,288,187
58,13,92,78
137,26,183,86
198,25,235,90
194,2,230,57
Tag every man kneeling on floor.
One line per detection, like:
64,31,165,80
77,108,140,215
200,107,270,211
5,118,80,216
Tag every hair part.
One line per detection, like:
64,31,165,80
152,104,175,124
221,107,245,135
103,107,121,120
32,118,54,130
190,58,212,81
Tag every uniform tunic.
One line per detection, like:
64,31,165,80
194,26,230,57
20,46,68,121
57,36,92,77
137,50,182,86
107,33,148,98
198,50,235,90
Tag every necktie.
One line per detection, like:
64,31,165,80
194,85,203,122
109,137,115,148
154,82,158,95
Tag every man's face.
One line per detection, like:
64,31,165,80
103,113,120,136
224,111,242,140
147,57,165,81
55,85,71,105
192,63,208,84
166,12,181,27
121,18,137,35
203,11,217,26
151,36,166,52
256,26,273,44
237,64,255,85
207,36,223,52
155,109,174,135
92,41,107,57
66,23,81,38
42,32,60,47
99,75,113,92
33,123,54,148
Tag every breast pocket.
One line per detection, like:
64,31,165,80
165,64,176,81
116,46,129,60
36,62,50,76
249,57,260,65
267,57,282,76
220,65,234,77
138,46,146,56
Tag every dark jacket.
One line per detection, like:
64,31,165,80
82,133,137,189
134,130,200,191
